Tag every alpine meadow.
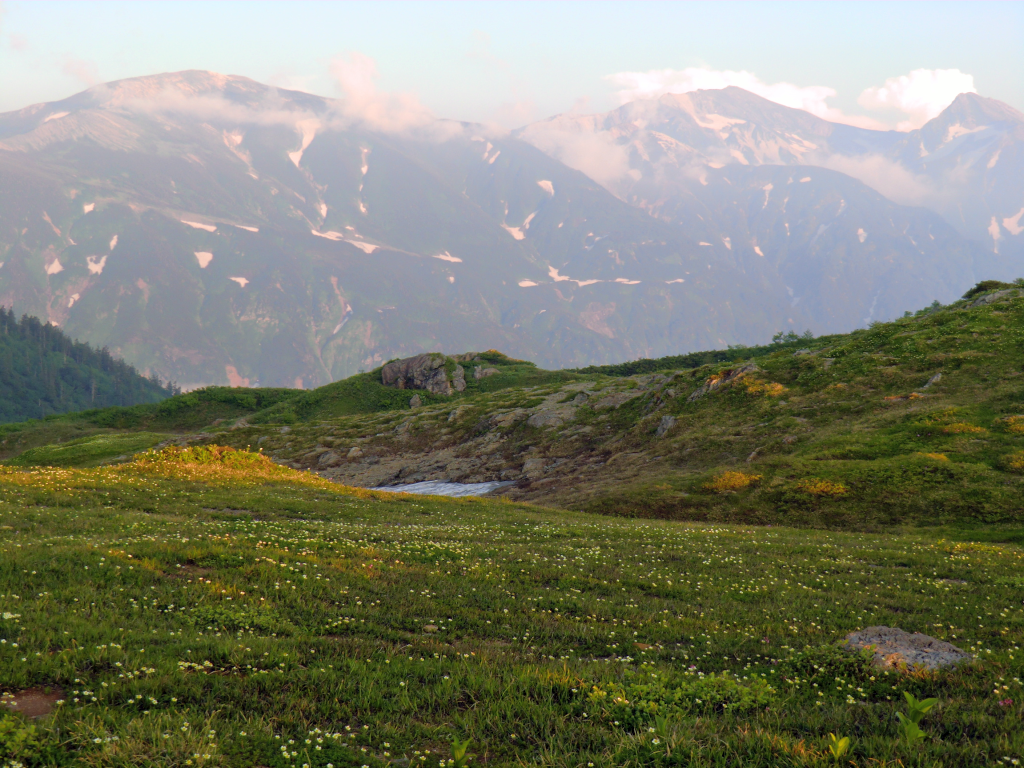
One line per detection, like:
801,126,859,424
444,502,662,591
1,3,1023,767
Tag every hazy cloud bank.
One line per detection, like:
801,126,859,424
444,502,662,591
859,69,977,131
605,66,977,133
606,67,889,130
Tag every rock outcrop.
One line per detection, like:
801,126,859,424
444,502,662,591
474,366,499,379
381,354,453,395
843,626,972,671
381,354,493,396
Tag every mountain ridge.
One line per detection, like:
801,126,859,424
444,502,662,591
0,71,1015,388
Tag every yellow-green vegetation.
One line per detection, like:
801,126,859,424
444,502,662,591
1,447,1023,766
2,433,167,468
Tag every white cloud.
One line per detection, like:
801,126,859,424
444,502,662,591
518,123,633,189
858,69,976,131
62,56,99,87
329,52,436,134
819,153,946,208
606,67,888,130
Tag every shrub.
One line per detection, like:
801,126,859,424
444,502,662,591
703,471,762,493
134,445,272,469
961,279,1015,300
998,415,1024,434
1004,452,1024,472
795,478,849,497
942,422,987,435
744,379,788,397
587,669,775,730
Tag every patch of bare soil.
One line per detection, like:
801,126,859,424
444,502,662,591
0,685,65,718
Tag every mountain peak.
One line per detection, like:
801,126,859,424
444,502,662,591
932,92,1024,128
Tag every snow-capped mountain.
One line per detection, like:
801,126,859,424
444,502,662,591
519,87,1024,271
0,72,1009,387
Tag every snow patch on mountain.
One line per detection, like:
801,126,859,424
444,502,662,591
944,123,986,143
44,112,70,123
502,223,525,240
86,255,107,275
68,293,80,307
548,266,569,282
229,277,249,287
518,280,538,287
45,259,63,275
988,216,1002,253
695,114,746,134
83,203,95,214
858,228,868,243
432,251,462,263
182,219,217,232
288,119,319,168
233,224,259,232
1003,208,1024,236
537,180,554,195
109,235,118,250
195,251,213,268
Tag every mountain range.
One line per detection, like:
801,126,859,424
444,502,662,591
0,71,1021,388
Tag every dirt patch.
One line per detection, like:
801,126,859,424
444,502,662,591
1,685,65,718
844,626,972,671
166,564,214,580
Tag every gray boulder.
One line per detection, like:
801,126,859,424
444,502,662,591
474,365,500,380
656,415,676,437
452,365,467,392
382,353,452,395
843,626,972,671
969,289,1018,308
317,451,342,468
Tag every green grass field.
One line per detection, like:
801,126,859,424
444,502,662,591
1,448,1022,767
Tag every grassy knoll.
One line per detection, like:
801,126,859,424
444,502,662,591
1,448,1022,767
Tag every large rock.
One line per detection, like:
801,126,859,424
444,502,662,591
381,354,453,395
843,626,972,671
969,289,1019,308
452,365,467,392
474,366,500,380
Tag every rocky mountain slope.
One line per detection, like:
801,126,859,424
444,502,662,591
4,281,1024,529
0,72,1009,387
521,88,1024,273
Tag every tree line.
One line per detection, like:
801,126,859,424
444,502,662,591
0,308,177,423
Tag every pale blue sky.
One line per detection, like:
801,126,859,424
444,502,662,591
0,1,1021,128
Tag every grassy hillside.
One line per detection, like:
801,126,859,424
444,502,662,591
0,386,298,465
0,308,174,423
209,279,1024,531
4,281,1024,533
0,447,1021,766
